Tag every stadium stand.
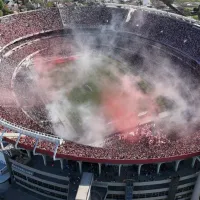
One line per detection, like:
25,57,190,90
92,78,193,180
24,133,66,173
0,5,200,200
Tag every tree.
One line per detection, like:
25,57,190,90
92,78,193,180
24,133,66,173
46,1,55,7
63,0,72,3
32,0,44,7
0,0,3,10
2,5,13,15
194,5,200,20
183,8,191,16
0,0,13,16
25,2,35,10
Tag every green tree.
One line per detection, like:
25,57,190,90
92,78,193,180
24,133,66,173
0,0,13,16
183,8,192,16
25,2,35,10
32,0,44,7
197,6,200,20
0,0,3,10
46,1,55,7
2,5,13,15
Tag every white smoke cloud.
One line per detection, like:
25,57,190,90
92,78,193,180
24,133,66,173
40,52,119,146
11,7,200,145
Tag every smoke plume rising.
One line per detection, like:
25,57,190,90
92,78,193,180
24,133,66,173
10,9,200,146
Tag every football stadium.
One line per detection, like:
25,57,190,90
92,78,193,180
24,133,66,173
0,5,200,200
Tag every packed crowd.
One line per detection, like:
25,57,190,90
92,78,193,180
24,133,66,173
0,8,62,47
59,6,113,27
0,33,73,90
123,10,200,63
0,7,199,62
0,7,199,88
0,7,200,161
5,123,200,161
0,106,48,133
58,6,200,63
19,136,55,151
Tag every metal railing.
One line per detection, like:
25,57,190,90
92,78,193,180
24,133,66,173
0,117,63,145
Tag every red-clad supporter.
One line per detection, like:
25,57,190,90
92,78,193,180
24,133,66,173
19,136,36,147
0,9,62,47
37,140,55,152
0,106,49,133
0,7,200,161
6,124,200,161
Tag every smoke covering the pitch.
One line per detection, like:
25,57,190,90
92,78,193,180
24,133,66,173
25,9,200,146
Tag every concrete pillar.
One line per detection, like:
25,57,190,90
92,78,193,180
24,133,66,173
138,164,143,175
53,143,59,161
33,139,39,155
0,130,6,149
118,165,122,177
98,163,101,176
26,150,31,158
60,159,64,170
192,157,197,168
191,172,200,200
78,161,82,174
0,142,4,150
157,163,163,174
196,157,200,163
15,133,21,149
175,160,182,172
42,155,47,166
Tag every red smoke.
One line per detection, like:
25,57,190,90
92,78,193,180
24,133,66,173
101,75,157,133
33,55,79,103
0,88,17,107
33,56,158,134
33,55,78,74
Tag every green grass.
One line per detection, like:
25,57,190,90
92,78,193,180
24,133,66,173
192,15,199,20
156,96,175,111
67,56,122,105
68,81,101,105
137,80,153,94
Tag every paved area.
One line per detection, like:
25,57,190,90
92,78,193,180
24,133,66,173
3,184,41,200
